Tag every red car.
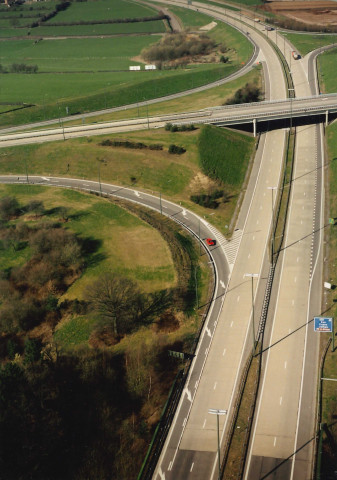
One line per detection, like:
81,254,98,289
206,238,216,246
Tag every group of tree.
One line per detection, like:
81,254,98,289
0,196,84,333
0,63,38,74
165,123,196,132
190,189,229,209
141,32,216,64
100,138,163,150
224,82,261,105
0,192,207,479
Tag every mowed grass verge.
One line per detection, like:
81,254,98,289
62,64,263,127
322,120,337,476
282,33,337,57
318,46,337,476
318,46,337,94
0,126,256,235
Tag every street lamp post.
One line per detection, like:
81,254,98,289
288,88,295,133
244,273,259,348
267,186,277,264
208,408,227,480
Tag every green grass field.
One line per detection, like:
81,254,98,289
48,0,157,23
318,46,337,93
0,64,232,125
0,0,164,37
0,36,160,72
315,41,337,476
282,33,337,57
169,6,214,28
0,184,176,295
0,2,253,128
0,125,256,235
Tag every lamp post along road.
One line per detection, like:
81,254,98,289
244,273,259,349
208,408,227,480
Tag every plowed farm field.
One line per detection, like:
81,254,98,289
266,1,337,27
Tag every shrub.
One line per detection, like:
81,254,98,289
225,82,261,105
0,196,20,221
168,144,186,155
141,32,216,64
190,190,225,209
165,123,196,132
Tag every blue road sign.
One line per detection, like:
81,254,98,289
314,317,333,332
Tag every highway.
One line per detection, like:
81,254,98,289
151,1,288,479
244,25,325,480
0,1,330,478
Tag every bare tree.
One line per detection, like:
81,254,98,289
86,274,142,336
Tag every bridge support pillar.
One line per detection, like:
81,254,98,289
253,118,257,137
326,110,329,127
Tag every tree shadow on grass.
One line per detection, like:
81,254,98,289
81,236,106,268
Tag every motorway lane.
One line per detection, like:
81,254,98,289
245,124,320,480
244,33,324,478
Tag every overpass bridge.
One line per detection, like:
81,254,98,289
1,94,337,147
176,93,337,136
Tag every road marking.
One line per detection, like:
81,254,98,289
134,190,140,197
248,253,251,258
252,236,255,241
280,396,283,405
41,176,49,181
190,463,194,472
203,419,207,429
230,321,233,327
284,361,287,369
294,276,297,283
214,382,217,390
237,296,240,302
297,257,300,262
168,461,173,471
195,380,199,389
274,437,277,447
223,348,226,356
183,418,187,427
206,327,212,338
220,280,226,288
159,466,166,477
184,388,192,402
292,299,295,306
182,209,187,216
